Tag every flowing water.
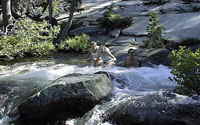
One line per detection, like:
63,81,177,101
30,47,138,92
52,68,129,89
0,60,178,125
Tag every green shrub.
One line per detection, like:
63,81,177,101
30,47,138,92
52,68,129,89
97,8,133,30
0,18,59,58
144,12,165,48
15,18,59,42
53,0,62,15
170,47,200,95
59,34,90,52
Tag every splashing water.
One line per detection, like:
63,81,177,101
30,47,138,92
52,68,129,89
0,116,11,125
0,62,176,125
1,64,176,96
110,65,176,96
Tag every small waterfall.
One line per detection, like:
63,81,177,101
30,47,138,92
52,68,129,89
110,65,176,96
0,62,176,125
76,94,133,125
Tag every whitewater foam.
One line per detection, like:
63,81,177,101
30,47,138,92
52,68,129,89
0,63,177,125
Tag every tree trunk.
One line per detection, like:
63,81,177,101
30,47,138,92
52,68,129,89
2,0,12,32
54,0,76,45
48,0,53,26
11,0,28,18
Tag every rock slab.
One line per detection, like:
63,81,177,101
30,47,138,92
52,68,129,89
18,73,113,122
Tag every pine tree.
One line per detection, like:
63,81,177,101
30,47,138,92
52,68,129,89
145,12,165,48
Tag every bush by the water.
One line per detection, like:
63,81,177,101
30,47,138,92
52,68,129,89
97,8,133,30
144,12,165,48
59,34,90,52
170,47,200,95
0,18,59,58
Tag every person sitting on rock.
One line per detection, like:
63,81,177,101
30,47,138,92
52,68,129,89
95,43,116,66
124,49,140,67
89,41,100,66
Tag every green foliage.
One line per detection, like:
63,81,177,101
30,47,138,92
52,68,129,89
53,0,62,15
0,18,59,58
59,34,90,52
145,12,165,48
97,8,133,30
170,47,200,95
16,18,59,42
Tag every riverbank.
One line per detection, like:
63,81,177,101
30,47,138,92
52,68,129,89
0,52,89,66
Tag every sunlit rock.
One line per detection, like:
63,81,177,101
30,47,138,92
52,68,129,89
78,92,200,125
17,73,112,122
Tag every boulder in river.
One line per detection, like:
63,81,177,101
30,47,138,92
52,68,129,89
108,93,200,125
17,73,113,122
78,92,200,125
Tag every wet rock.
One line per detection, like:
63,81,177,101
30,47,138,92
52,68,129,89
109,29,121,38
146,48,170,65
165,38,200,50
108,93,200,125
115,0,200,16
89,34,115,43
0,55,14,62
17,73,113,122
69,26,105,36
121,16,148,37
143,0,170,5
124,48,171,66
182,0,200,3
160,3,200,14
78,92,200,125
122,12,200,42
113,36,135,45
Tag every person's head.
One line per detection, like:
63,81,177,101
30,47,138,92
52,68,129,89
100,42,110,48
99,42,106,48
128,49,135,56
90,41,97,49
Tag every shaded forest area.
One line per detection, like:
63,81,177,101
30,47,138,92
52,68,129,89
0,0,83,60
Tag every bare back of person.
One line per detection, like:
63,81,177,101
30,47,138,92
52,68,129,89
96,45,116,66
124,49,139,67
89,42,116,67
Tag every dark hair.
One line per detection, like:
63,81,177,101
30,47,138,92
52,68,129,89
101,42,111,47
128,49,135,54
90,41,97,46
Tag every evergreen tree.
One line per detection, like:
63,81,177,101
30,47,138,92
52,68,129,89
145,12,165,48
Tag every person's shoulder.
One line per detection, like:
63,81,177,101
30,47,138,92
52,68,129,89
96,46,100,49
104,47,111,52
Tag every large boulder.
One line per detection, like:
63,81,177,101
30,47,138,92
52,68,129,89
146,48,170,65
17,73,113,122
77,92,200,125
69,26,105,36
108,93,200,125
109,29,121,38
129,48,171,66
122,12,200,42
